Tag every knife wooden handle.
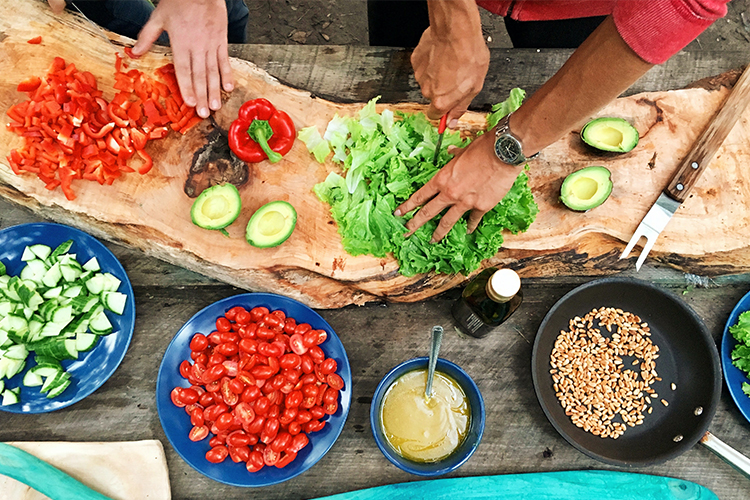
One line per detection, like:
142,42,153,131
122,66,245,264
665,63,750,203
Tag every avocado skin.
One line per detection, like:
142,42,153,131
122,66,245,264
581,117,639,153
190,183,242,230
560,166,613,212
246,200,297,248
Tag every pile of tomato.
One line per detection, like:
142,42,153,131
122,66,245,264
171,306,345,472
5,51,201,200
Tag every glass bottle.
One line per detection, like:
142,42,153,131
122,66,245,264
451,268,523,338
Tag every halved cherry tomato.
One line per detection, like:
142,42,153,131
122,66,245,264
189,425,209,441
327,373,345,390
246,450,265,472
263,446,279,466
206,446,229,463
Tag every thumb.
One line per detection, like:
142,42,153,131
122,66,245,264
132,15,164,56
446,104,469,128
47,0,66,14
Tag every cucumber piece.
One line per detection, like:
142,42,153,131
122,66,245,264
5,345,28,361
20,247,36,262
89,311,112,335
82,257,100,272
51,305,74,326
0,301,12,316
75,332,98,352
101,273,121,293
49,240,73,262
84,274,106,295
0,261,5,276
42,286,63,299
1,388,19,406
41,262,62,288
62,285,83,298
60,264,81,283
22,369,44,387
45,375,71,398
19,259,47,284
41,370,67,392
0,330,11,348
30,365,63,378
4,359,25,379
101,291,127,315
28,244,52,261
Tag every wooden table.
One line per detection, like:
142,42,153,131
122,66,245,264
1,46,750,500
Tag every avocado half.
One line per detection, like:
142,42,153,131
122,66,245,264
190,183,242,230
560,166,613,212
246,200,297,248
581,117,639,153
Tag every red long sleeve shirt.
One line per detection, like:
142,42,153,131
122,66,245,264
475,0,729,64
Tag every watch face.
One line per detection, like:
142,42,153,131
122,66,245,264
494,135,524,165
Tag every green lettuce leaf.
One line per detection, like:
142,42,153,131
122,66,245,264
307,90,538,276
298,126,331,163
730,310,750,399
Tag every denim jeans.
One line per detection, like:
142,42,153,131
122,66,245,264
68,0,249,45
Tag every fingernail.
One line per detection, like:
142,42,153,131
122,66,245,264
210,99,221,110
198,107,209,118
449,119,458,128
393,209,402,217
429,238,437,244
185,97,196,107
224,82,234,92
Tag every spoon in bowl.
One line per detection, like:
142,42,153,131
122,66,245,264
425,325,444,400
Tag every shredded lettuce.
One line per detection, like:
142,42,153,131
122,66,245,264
307,90,538,276
297,126,331,163
486,88,525,130
730,310,750,397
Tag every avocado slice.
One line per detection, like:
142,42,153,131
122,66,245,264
581,117,639,153
560,166,613,211
190,183,242,230
246,201,297,248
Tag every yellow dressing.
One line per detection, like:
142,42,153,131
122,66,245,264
380,369,470,463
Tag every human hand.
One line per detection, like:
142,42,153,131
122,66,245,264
132,0,234,118
47,0,66,14
411,24,489,125
394,131,518,243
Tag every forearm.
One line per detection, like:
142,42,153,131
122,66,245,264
426,0,483,39
512,16,654,156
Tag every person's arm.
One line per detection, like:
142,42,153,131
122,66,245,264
131,0,234,119
411,0,489,126
396,15,654,243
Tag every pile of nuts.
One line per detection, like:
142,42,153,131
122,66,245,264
550,307,666,439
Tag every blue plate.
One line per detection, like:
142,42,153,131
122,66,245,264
721,289,750,424
156,293,352,487
0,222,135,413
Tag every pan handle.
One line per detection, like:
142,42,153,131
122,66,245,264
700,431,750,480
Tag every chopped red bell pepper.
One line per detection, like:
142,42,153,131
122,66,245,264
228,98,295,163
27,36,42,44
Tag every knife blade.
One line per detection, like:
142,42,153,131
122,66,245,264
431,114,448,166
67,1,123,56
620,62,750,270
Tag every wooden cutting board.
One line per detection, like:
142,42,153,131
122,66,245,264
2,0,749,309
0,440,171,499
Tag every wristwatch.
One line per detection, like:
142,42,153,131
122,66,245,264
493,113,538,166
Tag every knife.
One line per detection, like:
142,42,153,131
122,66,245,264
431,114,448,166
620,63,750,270
67,1,124,56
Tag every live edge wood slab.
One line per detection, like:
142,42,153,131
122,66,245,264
2,0,750,310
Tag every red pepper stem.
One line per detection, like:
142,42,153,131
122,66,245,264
248,119,282,163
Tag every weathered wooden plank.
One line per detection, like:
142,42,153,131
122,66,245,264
230,45,749,106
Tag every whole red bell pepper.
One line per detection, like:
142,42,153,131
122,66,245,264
228,98,295,163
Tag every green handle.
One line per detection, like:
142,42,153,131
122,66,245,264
0,442,112,500
315,471,717,500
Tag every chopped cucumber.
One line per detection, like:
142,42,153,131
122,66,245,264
0,241,128,404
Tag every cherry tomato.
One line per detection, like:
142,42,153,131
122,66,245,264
247,415,266,435
179,387,200,405
320,358,337,375
238,323,258,339
216,317,232,333
227,430,252,448
279,407,298,425
190,408,205,426
283,318,297,335
270,432,291,453
215,412,235,432
170,387,186,407
206,445,229,463
229,444,250,463
275,450,297,468
256,326,275,341
234,402,256,426
254,396,271,415
250,307,269,322
327,373,345,390
202,364,226,384
271,309,286,321
279,353,301,370
263,314,283,330
229,378,245,394
309,406,325,420
261,417,280,444
219,330,239,344
216,342,239,357
246,450,265,472
207,352,226,367
221,378,239,406
285,390,303,408
209,436,225,448
241,385,262,403
308,346,325,364
193,353,208,366
204,402,229,423
179,360,192,379
302,329,318,348
294,323,312,336
235,309,252,325
299,355,314,374
258,342,283,358
189,333,208,352
323,387,338,405
189,425,209,441
324,401,339,415
288,421,302,435
289,433,309,453
295,410,312,424
315,384,329,407
312,329,327,345
222,360,239,377
225,306,242,322
199,392,215,407
263,446,279,466
208,332,222,345
289,334,307,355
305,420,325,433
239,338,258,354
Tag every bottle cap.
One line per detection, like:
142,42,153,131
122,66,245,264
486,269,521,303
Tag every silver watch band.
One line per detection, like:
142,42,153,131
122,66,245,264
495,113,539,162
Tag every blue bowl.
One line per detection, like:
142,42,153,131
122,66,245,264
370,357,485,476
721,289,750,424
156,293,352,487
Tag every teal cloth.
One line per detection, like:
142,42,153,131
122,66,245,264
315,471,717,500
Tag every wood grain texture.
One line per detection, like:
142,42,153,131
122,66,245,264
3,0,750,311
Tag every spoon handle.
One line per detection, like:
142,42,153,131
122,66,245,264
425,326,444,398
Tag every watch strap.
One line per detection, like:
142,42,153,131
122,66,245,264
495,113,538,164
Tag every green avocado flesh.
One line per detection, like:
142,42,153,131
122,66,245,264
191,184,242,230
581,117,639,153
560,166,613,211
246,200,297,248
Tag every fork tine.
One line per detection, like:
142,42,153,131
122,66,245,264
635,234,656,271
619,229,644,260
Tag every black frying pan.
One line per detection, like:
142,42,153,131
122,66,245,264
532,277,728,466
